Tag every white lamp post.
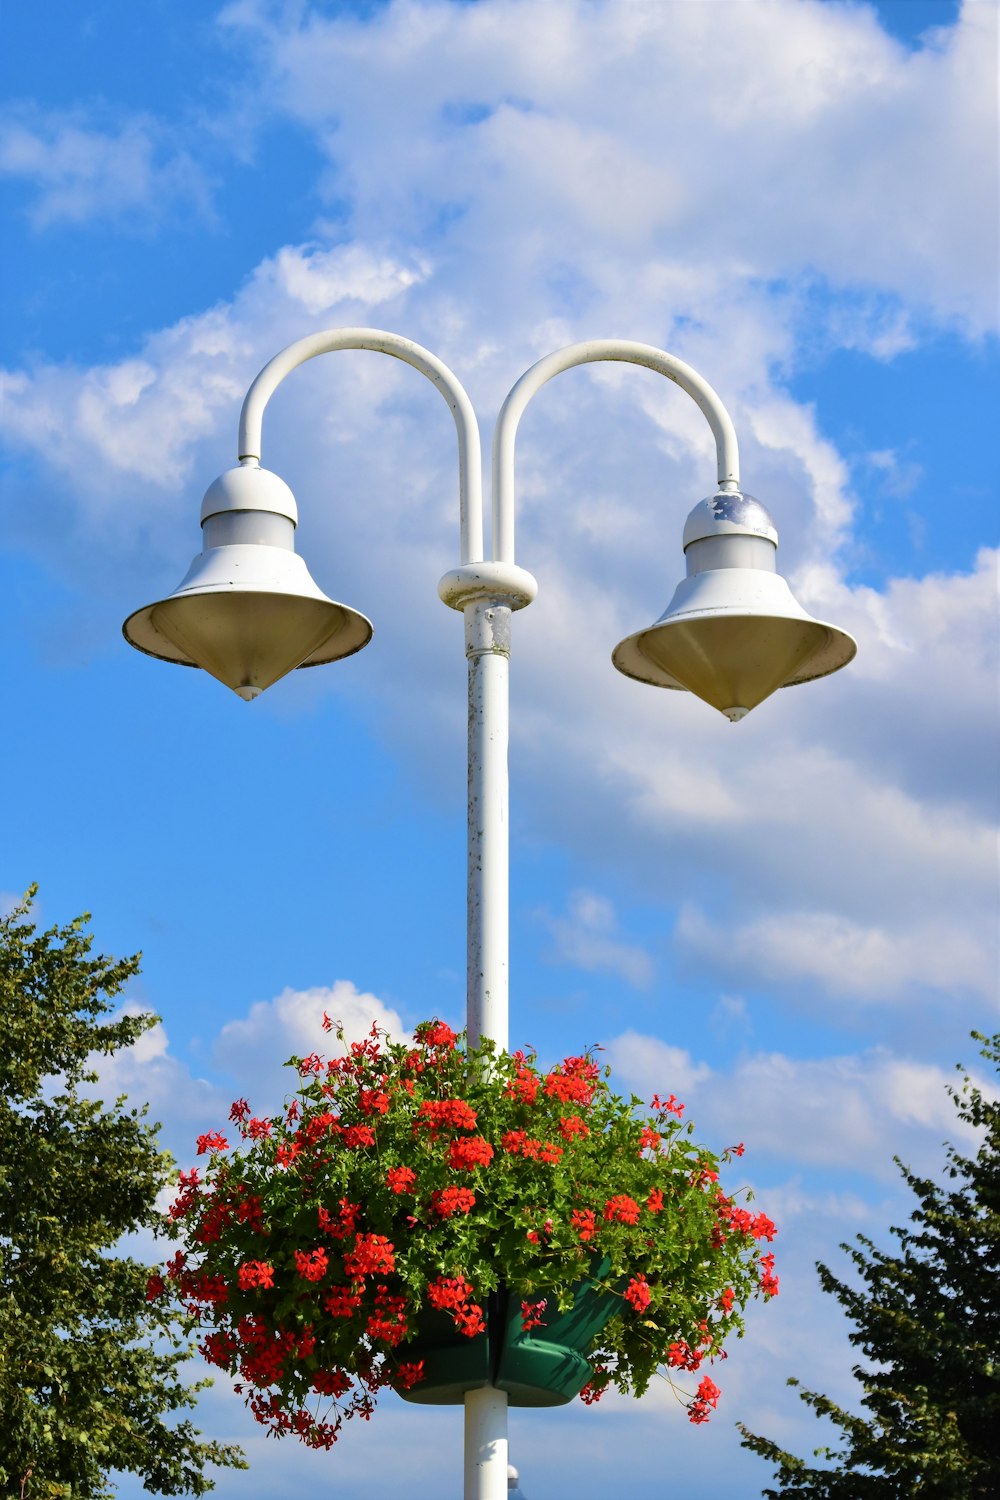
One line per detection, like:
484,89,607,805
123,327,855,1500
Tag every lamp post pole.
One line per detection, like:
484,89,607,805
123,327,856,1500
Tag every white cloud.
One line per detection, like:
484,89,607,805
223,0,998,335
274,242,431,315
604,1029,989,1179
536,888,654,987
213,979,406,1106
0,0,994,1037
676,904,994,1004
0,106,212,229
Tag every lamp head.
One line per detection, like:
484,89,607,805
612,490,856,721
122,463,372,700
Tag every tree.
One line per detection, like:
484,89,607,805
0,890,245,1499
739,1031,1000,1497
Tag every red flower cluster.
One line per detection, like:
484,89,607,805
447,1135,495,1170
414,1020,458,1049
238,1260,275,1291
624,1275,651,1313
196,1131,228,1155
520,1297,548,1331
294,1247,329,1282
543,1055,600,1106
759,1252,780,1298
570,1208,597,1242
324,1285,363,1318
430,1185,476,1218
427,1275,485,1337
603,1194,641,1225
688,1375,721,1424
318,1199,360,1240
413,1098,478,1137
344,1233,395,1277
387,1165,416,1194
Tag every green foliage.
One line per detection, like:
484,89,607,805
161,1017,778,1449
739,1031,1000,1497
0,889,245,1499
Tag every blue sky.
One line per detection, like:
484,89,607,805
1,1,996,1496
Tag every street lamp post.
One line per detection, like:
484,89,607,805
123,327,855,1500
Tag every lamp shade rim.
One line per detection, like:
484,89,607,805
123,591,374,670
611,610,857,692
611,563,857,700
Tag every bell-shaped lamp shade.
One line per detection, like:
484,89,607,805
612,493,856,721
123,466,373,700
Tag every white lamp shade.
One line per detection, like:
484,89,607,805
612,567,856,721
123,542,372,700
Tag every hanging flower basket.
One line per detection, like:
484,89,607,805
153,1019,779,1450
399,1260,618,1407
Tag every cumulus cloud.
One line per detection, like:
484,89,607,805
0,0,994,1040
213,979,406,1105
535,889,654,987
0,105,212,229
604,1029,988,1178
223,0,999,335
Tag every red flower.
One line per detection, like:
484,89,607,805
454,1304,486,1337
201,1331,237,1367
651,1092,684,1118
637,1125,661,1154
343,1124,376,1149
294,1247,329,1282
646,1188,664,1214
275,1141,301,1167
667,1339,702,1371
430,1186,476,1218
570,1208,597,1242
396,1361,426,1390
415,1020,458,1049
318,1199,360,1239
387,1165,416,1194
760,1252,780,1297
505,1058,539,1105
624,1275,651,1313
145,1273,165,1301
579,1372,607,1405
603,1194,640,1225
238,1260,275,1291
358,1088,390,1116
246,1117,272,1139
543,1056,599,1106
414,1099,478,1137
718,1286,735,1312
196,1131,229,1155
558,1114,589,1140
447,1135,495,1171
501,1129,526,1154
229,1098,250,1125
427,1276,476,1311
688,1375,721,1424
751,1212,777,1242
344,1233,396,1277
520,1297,548,1330
312,1368,351,1397
324,1285,363,1317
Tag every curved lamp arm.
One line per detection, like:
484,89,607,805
238,327,485,566
491,339,740,564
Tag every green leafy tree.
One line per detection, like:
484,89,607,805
739,1031,1000,1497
0,890,245,1499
